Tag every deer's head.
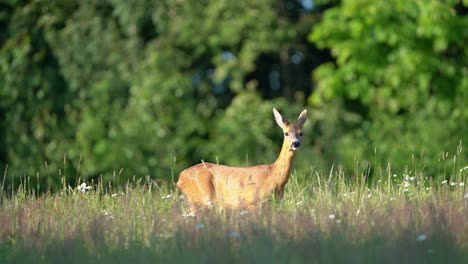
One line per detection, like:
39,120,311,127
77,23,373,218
273,108,307,151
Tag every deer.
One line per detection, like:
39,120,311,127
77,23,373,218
177,108,307,211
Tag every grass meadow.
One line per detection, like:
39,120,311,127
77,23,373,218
0,156,467,263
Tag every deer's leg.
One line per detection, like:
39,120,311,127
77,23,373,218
179,169,215,211
193,171,216,208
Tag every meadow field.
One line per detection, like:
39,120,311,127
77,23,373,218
2,1,467,263
0,159,466,264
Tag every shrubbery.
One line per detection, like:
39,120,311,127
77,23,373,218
1,0,466,189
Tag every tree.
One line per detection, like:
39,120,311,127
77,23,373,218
309,0,468,177
1,0,323,189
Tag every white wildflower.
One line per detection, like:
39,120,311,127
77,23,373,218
329,214,336,220
409,177,415,181
182,211,196,218
102,210,114,219
156,233,174,238
111,193,118,198
392,174,397,178
161,194,172,200
458,182,464,187
464,193,468,200
417,234,427,242
404,182,411,188
441,180,448,184
450,182,457,186
78,182,92,192
240,210,249,216
296,200,304,205
355,209,360,216
336,219,342,223
403,189,409,193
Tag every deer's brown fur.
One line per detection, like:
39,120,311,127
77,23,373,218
177,108,307,210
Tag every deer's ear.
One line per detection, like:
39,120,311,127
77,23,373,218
273,108,288,129
296,109,307,127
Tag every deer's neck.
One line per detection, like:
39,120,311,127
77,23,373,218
271,140,296,190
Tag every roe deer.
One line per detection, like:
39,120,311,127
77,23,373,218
177,108,307,211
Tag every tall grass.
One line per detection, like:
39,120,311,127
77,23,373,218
0,158,467,263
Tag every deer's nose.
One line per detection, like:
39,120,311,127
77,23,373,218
292,141,301,149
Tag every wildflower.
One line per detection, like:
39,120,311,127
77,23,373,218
228,231,241,239
441,180,448,184
296,200,304,205
196,223,205,230
404,182,411,188
417,234,427,242
450,182,457,186
78,182,92,192
102,210,114,219
459,182,464,187
392,174,397,178
161,194,172,200
111,193,118,198
464,193,468,200
329,214,336,220
460,166,468,172
409,177,415,181
403,189,409,193
240,210,249,216
182,212,196,218
336,219,342,223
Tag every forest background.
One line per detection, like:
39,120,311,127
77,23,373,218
1,0,467,190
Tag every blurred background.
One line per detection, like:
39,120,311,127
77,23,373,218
1,0,467,190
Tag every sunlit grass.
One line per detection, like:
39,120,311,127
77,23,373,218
0,159,467,263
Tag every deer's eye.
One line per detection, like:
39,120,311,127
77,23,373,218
299,132,304,137
284,132,289,136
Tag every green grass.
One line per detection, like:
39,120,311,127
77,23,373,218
0,164,467,263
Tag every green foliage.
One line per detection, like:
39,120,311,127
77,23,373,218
0,0,466,189
0,0,304,188
310,0,468,176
